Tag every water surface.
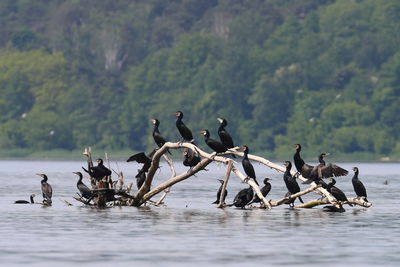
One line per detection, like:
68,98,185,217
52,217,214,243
0,160,399,266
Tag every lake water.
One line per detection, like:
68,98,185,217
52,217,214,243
0,160,399,266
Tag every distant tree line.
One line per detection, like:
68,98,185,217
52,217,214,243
0,0,399,158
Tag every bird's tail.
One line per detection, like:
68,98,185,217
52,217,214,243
298,196,304,204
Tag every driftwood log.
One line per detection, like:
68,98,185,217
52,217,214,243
78,142,372,211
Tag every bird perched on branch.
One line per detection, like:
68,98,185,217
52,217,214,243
248,178,271,205
232,186,254,208
175,111,194,143
283,161,304,207
15,194,36,204
352,167,368,202
293,144,314,178
212,179,228,205
217,118,236,157
303,153,348,185
200,129,228,154
326,178,353,207
151,118,171,155
83,158,112,181
127,150,156,189
37,174,52,205
182,148,201,168
73,172,93,200
241,145,259,186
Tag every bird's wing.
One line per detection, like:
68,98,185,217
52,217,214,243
320,164,348,178
127,152,149,164
301,163,314,178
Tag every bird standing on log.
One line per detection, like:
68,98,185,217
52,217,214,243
73,172,93,200
175,111,194,143
182,148,201,168
248,178,272,205
200,129,227,154
232,186,254,208
217,118,236,157
83,158,112,181
283,161,304,207
151,119,171,154
293,144,314,178
352,167,368,202
37,174,52,205
212,179,228,204
127,150,156,190
303,153,348,185
326,178,353,207
241,145,259,186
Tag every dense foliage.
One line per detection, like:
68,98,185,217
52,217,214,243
1,0,400,158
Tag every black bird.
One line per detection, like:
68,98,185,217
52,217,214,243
326,178,353,207
303,153,348,185
200,129,228,154
73,172,93,199
37,174,52,205
212,179,228,204
293,144,314,178
175,111,194,142
127,150,156,190
217,118,236,157
241,145,259,186
352,167,368,202
183,148,201,168
249,178,272,205
151,119,171,155
232,186,254,208
83,158,112,181
15,194,36,204
283,161,304,207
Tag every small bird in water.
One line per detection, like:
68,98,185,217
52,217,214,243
352,167,368,202
212,179,228,205
241,145,259,186
37,174,52,205
14,194,36,204
248,178,272,205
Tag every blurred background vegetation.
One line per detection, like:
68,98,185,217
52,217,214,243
0,0,400,160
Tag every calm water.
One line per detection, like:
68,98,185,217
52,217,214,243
0,160,399,266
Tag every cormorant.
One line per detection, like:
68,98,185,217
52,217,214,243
200,129,228,154
127,150,156,190
37,174,52,205
352,167,368,202
283,161,304,207
212,179,228,204
232,186,254,208
183,148,201,168
73,172,93,199
217,118,236,157
151,119,171,154
303,153,348,185
83,158,112,181
175,111,194,142
14,194,36,204
326,178,353,207
249,178,272,205
241,145,259,186
293,144,314,178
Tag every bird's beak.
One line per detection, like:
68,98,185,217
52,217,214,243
325,153,330,156
217,118,223,123
35,173,42,177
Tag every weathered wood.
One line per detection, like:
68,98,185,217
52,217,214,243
155,154,177,205
217,161,233,208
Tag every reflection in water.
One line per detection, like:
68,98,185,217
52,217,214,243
0,161,399,266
